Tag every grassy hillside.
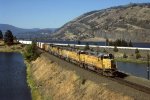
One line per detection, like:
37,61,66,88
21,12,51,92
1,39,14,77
30,53,133,100
53,3,150,42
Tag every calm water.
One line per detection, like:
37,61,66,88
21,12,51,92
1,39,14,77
117,62,150,79
0,53,31,100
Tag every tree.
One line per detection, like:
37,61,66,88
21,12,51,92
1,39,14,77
103,49,107,53
109,39,129,47
109,41,113,46
128,40,133,47
135,48,139,54
136,53,141,59
113,45,118,52
121,40,128,47
106,38,109,46
123,53,128,58
0,30,3,39
96,46,100,55
4,30,14,45
84,42,90,51
67,44,70,47
77,40,81,45
24,41,38,61
113,39,121,46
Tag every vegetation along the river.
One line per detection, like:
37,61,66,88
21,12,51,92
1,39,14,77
77,41,150,64
0,30,41,100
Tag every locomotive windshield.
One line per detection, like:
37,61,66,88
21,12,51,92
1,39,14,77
109,54,114,59
98,53,114,59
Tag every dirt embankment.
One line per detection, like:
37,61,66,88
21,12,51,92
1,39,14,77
30,53,133,100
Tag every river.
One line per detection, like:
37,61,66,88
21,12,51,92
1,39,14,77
0,52,31,100
117,62,150,79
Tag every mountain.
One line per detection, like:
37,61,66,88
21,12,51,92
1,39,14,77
53,3,150,42
0,24,40,34
16,28,57,39
0,24,57,39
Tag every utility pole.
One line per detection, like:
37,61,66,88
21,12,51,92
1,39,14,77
147,53,150,80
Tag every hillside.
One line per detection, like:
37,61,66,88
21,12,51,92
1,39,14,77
53,3,150,42
30,53,133,100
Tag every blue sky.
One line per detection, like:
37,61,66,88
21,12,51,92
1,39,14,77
0,0,149,28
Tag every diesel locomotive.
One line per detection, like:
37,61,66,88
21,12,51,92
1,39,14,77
38,43,117,77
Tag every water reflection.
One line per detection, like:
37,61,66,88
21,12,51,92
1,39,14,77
117,62,149,79
0,52,31,100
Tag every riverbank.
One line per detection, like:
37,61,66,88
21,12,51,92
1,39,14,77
115,58,148,64
30,53,133,100
92,46,150,64
0,41,41,100
0,41,24,53
25,61,42,100
69,43,150,64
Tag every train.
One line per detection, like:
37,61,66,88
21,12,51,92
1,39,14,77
37,42,117,77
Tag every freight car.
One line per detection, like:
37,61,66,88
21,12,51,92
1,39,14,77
39,43,117,77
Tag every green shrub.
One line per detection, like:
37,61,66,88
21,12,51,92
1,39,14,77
103,49,107,53
136,53,141,59
77,40,81,45
113,46,118,52
135,48,139,54
82,79,86,85
24,42,39,61
109,39,131,47
67,44,70,47
123,53,128,58
131,54,134,56
21,44,24,47
128,40,133,47
84,43,90,51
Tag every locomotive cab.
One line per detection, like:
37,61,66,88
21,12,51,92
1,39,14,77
99,53,117,76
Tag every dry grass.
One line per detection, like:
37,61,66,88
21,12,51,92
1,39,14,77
30,53,133,100
25,61,42,100
0,41,24,53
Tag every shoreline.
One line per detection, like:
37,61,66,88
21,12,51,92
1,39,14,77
25,60,42,100
115,58,149,64
0,42,41,100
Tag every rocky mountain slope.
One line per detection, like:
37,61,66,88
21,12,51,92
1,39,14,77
53,3,150,42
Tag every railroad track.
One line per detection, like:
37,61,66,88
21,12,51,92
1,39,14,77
40,49,150,94
87,67,150,94
112,77,150,94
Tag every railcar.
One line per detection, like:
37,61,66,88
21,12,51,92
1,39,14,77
41,43,117,77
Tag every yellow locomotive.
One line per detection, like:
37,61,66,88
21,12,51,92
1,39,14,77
41,43,117,77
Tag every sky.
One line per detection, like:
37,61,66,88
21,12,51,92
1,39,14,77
0,0,149,29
